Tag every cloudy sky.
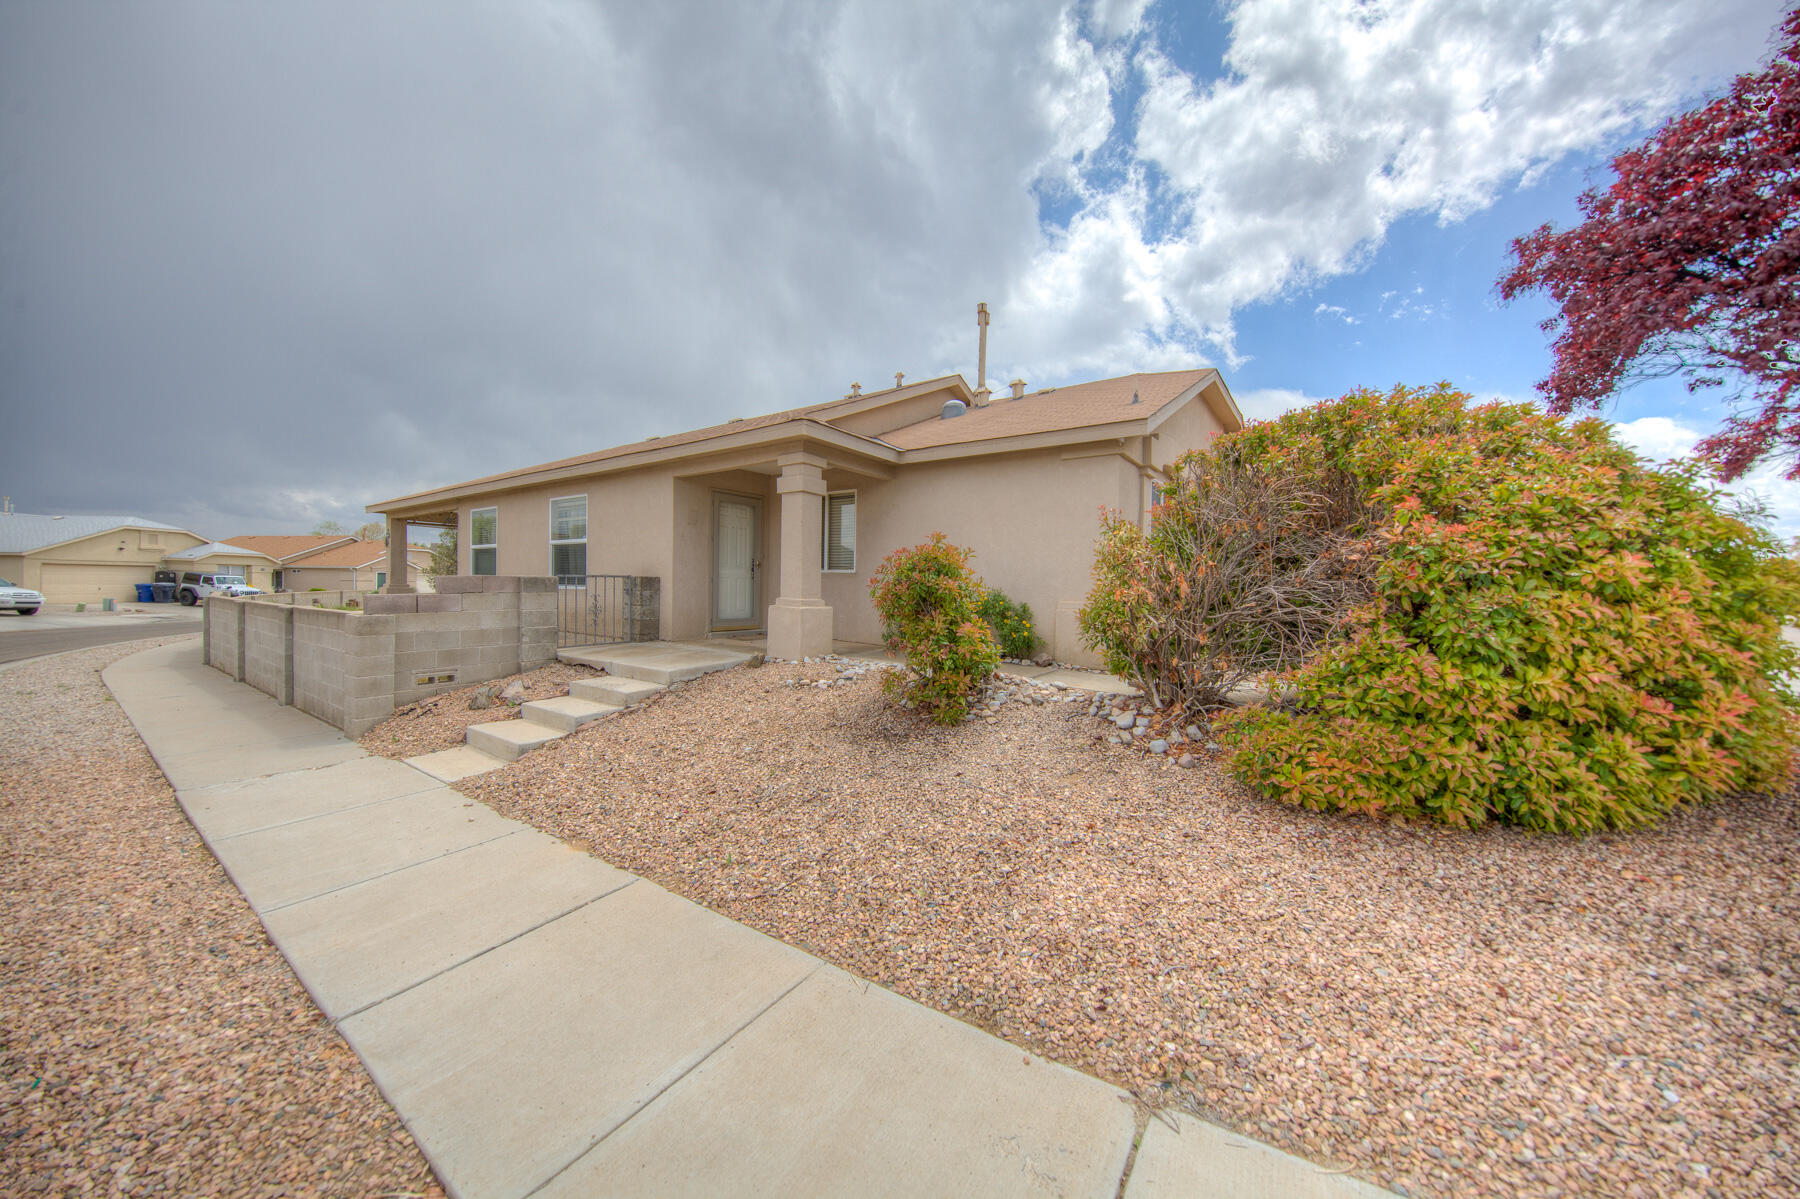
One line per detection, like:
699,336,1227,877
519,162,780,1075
2,0,1794,539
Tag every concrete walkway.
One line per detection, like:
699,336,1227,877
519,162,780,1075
104,639,1391,1199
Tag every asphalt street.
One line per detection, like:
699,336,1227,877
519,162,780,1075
0,609,203,666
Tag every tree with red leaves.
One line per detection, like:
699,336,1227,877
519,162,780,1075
1500,8,1799,480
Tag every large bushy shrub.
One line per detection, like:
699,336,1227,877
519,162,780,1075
1080,450,1379,708
1100,382,1800,831
978,587,1039,659
869,533,1000,724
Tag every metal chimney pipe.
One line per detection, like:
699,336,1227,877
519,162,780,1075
976,302,989,391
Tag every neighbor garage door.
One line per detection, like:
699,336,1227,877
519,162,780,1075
37,563,155,604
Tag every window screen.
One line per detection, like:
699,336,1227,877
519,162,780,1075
471,507,498,575
550,496,587,581
823,492,855,572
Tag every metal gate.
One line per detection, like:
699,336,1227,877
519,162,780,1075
556,575,661,648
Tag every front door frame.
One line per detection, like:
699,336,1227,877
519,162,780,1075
710,490,764,631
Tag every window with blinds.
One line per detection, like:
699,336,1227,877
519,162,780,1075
822,492,856,572
471,507,498,575
549,496,587,582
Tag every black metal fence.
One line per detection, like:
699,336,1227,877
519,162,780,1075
556,575,661,648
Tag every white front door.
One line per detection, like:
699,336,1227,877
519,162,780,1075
712,494,762,629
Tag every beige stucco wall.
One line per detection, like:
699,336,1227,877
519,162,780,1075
281,556,428,594
456,470,678,634
14,528,206,603
0,554,25,587
670,469,781,639
818,445,1142,665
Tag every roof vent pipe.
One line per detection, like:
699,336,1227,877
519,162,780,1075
972,302,992,407
895,371,905,388
941,398,967,420
1009,379,1026,399
849,382,862,396
1130,389,1140,405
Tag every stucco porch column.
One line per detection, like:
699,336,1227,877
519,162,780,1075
767,451,832,659
383,517,414,593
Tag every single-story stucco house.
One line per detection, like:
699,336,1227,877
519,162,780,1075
368,367,1242,665
278,539,434,593
0,512,208,603
223,534,360,590
162,541,284,592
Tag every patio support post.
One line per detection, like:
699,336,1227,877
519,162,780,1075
383,517,414,593
767,451,832,659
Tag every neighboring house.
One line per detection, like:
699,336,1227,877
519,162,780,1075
279,539,433,593
162,541,283,592
222,534,359,590
369,368,1243,665
0,512,207,603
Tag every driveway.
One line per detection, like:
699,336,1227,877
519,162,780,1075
0,608,202,665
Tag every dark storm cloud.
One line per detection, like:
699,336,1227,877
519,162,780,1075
0,1,1079,534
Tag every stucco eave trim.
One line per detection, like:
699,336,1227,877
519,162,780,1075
889,418,1156,464
370,419,899,516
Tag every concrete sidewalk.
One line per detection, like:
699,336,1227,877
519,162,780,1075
105,639,1391,1199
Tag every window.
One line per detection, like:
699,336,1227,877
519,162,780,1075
471,507,498,575
272,570,283,591
549,496,587,581
822,492,856,572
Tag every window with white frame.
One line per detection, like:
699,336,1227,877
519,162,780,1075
471,507,498,575
549,495,587,581
822,491,856,572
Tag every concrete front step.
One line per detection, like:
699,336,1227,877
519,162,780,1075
569,676,664,707
557,641,753,685
466,719,566,763
520,695,621,734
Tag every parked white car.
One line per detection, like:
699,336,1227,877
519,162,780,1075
0,578,43,615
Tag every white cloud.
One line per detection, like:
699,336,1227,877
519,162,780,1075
1011,0,1790,362
1232,386,1325,422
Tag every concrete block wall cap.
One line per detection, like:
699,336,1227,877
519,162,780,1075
435,576,485,594
366,594,419,615
416,593,463,612
518,577,556,593
482,576,524,593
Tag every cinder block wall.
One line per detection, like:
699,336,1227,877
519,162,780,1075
205,576,569,737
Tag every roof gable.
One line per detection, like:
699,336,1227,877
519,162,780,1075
878,370,1216,450
222,534,359,563
286,539,425,569
0,513,198,555
164,541,280,563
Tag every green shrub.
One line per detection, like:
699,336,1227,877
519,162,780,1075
869,533,1000,724
1118,382,1800,832
977,587,1038,659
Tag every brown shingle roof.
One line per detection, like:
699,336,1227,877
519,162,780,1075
380,375,964,505
877,370,1210,450
223,534,355,562
286,540,421,569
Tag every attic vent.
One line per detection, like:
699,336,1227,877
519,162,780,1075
941,398,968,420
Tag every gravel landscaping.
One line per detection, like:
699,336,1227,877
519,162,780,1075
0,638,440,1198
358,661,602,760
425,656,1800,1199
